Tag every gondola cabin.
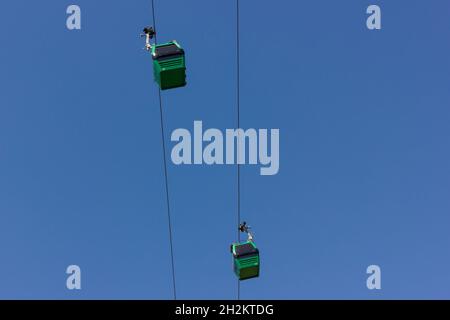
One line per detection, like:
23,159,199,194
231,241,260,280
151,41,186,90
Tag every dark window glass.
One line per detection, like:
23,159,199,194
155,44,182,57
235,243,258,257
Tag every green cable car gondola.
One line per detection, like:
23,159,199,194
142,27,186,90
231,222,260,281
152,41,186,90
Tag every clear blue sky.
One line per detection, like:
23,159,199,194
1,0,450,299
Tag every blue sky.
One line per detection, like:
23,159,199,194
1,0,450,299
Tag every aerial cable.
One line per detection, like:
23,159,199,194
150,0,177,300
232,0,259,298
236,0,241,301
